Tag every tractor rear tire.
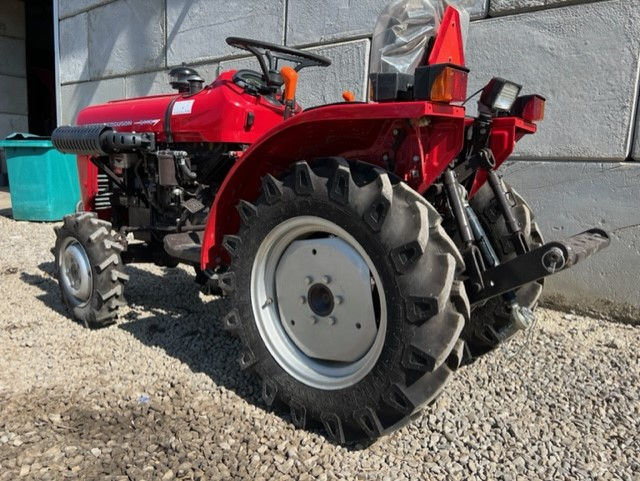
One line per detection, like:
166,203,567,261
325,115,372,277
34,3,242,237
54,212,129,328
221,159,469,444
462,180,544,362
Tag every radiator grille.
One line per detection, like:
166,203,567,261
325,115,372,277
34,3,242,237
94,174,111,210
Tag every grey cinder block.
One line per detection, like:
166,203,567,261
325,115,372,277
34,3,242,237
465,0,640,161
0,75,27,115
125,70,172,98
489,0,607,17
501,160,640,309
88,0,165,79
0,114,28,138
287,0,488,47
59,0,114,19
286,0,390,46
297,40,371,108
0,0,25,39
167,0,286,66
59,13,89,83
0,37,26,77
60,77,126,125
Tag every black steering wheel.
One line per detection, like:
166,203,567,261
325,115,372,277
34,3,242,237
226,37,331,94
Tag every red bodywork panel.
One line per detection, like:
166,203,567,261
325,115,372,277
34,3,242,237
77,71,286,143
201,101,466,267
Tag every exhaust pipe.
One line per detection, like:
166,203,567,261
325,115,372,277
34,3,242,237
52,125,155,156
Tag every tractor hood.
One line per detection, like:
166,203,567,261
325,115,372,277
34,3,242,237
74,71,287,144
370,0,471,75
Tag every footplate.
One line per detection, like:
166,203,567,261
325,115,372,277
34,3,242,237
163,231,203,264
468,228,610,304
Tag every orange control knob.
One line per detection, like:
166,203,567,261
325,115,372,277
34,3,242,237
280,66,299,102
342,91,355,102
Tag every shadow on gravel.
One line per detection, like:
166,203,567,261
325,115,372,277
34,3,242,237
22,261,361,448
21,262,68,317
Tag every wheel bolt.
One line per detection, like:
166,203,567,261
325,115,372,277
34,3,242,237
300,296,306,305
322,275,331,284
328,316,336,325
335,296,343,305
310,315,318,324
304,276,313,285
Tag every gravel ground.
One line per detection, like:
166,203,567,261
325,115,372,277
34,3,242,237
0,213,638,481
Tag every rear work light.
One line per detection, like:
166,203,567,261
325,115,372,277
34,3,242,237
480,78,522,112
414,64,469,103
511,94,546,122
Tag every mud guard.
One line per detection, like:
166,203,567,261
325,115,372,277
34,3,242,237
200,101,466,269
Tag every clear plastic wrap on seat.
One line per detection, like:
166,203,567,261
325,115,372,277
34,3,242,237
370,0,471,75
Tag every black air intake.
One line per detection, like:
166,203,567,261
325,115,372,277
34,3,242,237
52,125,155,156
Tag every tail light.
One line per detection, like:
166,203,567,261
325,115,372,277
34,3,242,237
414,64,469,103
511,94,546,122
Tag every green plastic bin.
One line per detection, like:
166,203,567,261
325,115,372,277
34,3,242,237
0,137,81,221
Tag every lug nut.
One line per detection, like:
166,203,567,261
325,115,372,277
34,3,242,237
322,275,331,284
328,316,337,325
310,315,318,325
300,296,306,305
304,276,313,285
335,296,343,305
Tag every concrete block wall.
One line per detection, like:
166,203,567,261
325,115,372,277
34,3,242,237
0,0,27,137
57,0,640,314
0,0,27,185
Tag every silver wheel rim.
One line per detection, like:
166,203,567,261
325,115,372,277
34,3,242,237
59,237,93,307
251,216,387,390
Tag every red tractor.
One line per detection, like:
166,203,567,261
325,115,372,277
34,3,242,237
52,4,609,443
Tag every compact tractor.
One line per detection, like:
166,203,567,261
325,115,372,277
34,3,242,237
52,2,609,443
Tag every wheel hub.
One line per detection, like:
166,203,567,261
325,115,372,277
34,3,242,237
59,238,93,306
307,283,334,317
274,236,378,363
251,216,387,390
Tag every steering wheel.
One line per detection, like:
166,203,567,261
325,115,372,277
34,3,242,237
226,37,331,93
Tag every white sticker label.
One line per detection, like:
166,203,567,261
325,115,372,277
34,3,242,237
172,99,195,115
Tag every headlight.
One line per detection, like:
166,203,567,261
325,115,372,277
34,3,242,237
480,78,522,112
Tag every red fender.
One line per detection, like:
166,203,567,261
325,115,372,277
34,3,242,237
200,101,466,269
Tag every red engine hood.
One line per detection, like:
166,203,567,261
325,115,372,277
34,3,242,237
76,71,287,144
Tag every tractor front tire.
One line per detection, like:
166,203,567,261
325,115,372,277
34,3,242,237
222,159,469,444
54,212,129,328
462,180,544,361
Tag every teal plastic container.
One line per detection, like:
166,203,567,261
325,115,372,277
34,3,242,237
0,138,81,221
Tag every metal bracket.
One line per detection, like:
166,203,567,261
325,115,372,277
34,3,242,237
468,228,610,304
486,169,528,255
